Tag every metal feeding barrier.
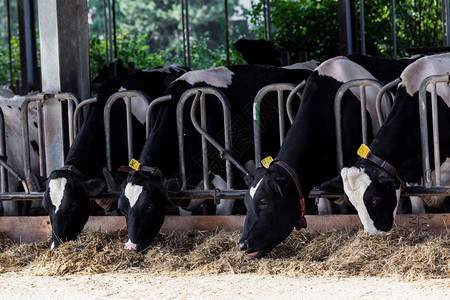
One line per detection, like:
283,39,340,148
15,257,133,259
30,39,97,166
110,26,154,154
3,75,450,203
418,74,450,188
311,74,450,198
104,90,151,171
253,83,302,167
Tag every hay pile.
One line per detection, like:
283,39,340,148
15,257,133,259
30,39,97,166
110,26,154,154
0,228,448,280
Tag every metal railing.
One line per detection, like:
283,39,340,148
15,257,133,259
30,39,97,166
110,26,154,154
253,83,301,167
104,90,151,171
334,78,391,171
418,74,450,187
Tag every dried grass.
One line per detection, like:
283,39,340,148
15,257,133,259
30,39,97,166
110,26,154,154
0,227,448,280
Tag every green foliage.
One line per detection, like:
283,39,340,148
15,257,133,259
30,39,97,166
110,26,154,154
245,0,340,62
0,37,21,85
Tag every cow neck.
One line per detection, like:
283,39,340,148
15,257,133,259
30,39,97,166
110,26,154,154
367,90,424,183
64,104,106,179
271,158,306,218
137,101,178,179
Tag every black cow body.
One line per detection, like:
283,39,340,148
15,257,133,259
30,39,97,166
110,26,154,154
39,65,188,249
321,53,450,233
239,55,417,258
117,64,313,251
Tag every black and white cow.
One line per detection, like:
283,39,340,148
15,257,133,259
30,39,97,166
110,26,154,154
238,55,417,258
116,64,314,252
0,90,41,215
320,53,450,233
36,65,188,249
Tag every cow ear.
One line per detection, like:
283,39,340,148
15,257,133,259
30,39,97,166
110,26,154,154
28,172,47,192
83,179,106,197
102,167,126,192
341,167,363,191
319,175,344,193
161,178,182,197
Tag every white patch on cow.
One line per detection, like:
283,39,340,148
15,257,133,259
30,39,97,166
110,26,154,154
316,56,384,132
50,241,57,250
400,53,450,106
49,178,67,214
249,178,263,199
124,183,143,208
341,167,380,234
282,60,319,71
175,67,234,88
118,87,148,124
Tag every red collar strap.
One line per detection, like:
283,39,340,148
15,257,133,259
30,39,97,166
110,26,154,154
118,165,165,180
364,152,405,190
273,158,306,218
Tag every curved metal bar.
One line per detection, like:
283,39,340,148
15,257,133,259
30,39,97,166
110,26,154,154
253,83,297,167
418,74,450,187
104,90,151,171
146,95,172,137
375,78,399,126
189,88,248,180
286,81,306,123
334,78,385,171
73,97,98,138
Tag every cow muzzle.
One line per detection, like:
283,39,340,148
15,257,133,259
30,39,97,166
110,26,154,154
124,239,138,251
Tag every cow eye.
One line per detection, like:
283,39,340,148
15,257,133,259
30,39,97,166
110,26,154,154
145,205,153,213
372,197,380,206
258,198,269,210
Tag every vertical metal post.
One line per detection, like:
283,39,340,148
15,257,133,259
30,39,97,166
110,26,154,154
6,0,13,91
37,0,90,175
360,0,366,54
263,0,272,41
224,0,230,66
443,0,450,46
391,0,397,59
18,0,39,95
200,93,209,189
181,0,191,68
0,108,7,192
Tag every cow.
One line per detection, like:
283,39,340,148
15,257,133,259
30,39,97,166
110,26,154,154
320,53,450,234
0,90,42,216
115,64,314,252
238,54,417,258
32,65,188,249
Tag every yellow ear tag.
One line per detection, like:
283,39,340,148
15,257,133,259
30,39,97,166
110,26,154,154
261,156,274,168
129,158,141,171
357,144,371,159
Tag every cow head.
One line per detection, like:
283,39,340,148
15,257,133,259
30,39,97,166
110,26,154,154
41,169,106,249
239,167,303,258
118,170,177,252
320,161,402,234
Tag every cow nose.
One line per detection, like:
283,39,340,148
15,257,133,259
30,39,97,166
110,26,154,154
238,240,248,251
124,239,138,251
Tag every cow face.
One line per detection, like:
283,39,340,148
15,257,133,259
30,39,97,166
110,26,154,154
340,163,401,233
239,167,300,258
42,170,106,249
118,171,167,252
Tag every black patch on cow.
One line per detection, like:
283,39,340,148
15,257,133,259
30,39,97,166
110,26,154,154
30,140,39,154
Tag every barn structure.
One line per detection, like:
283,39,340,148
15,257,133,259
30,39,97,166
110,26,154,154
0,0,449,243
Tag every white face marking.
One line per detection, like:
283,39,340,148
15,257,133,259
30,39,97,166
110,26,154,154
124,183,143,208
400,53,450,105
175,67,234,88
249,178,263,199
341,167,380,234
49,178,67,214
